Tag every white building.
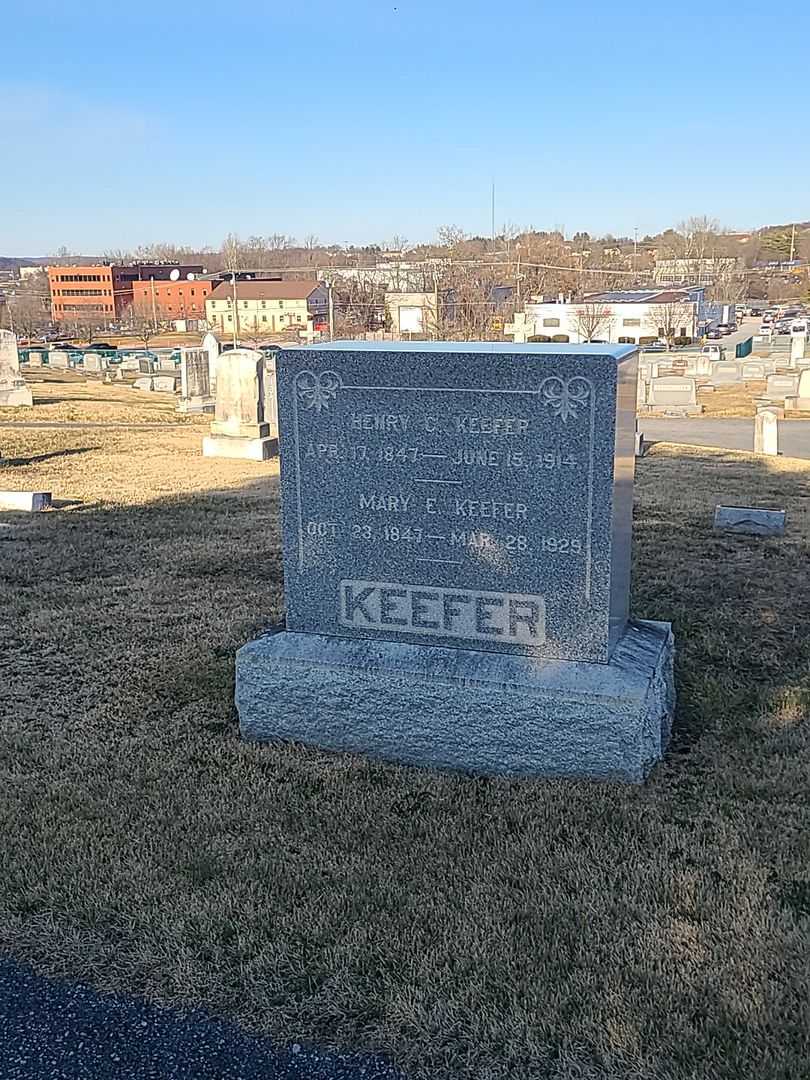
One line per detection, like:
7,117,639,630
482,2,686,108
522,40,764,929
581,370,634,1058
520,288,703,346
653,257,741,284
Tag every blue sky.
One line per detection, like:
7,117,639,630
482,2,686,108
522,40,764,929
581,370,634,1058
2,0,809,255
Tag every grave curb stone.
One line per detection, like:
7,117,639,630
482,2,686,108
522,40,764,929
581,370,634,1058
0,491,52,511
713,505,785,537
237,619,675,783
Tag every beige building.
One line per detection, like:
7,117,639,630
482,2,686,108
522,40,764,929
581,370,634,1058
205,280,327,336
385,291,438,337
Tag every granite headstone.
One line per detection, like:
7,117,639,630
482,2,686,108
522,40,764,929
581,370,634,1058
236,342,676,782
179,347,214,413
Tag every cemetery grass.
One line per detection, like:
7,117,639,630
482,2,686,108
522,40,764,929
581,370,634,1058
0,371,206,425
2,428,810,1080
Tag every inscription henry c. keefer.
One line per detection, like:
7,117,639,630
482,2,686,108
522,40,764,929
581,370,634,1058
275,342,638,663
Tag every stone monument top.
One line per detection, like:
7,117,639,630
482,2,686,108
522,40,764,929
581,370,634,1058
276,341,637,664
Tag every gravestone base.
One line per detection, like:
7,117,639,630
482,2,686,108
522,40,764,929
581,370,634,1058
0,384,33,407
202,433,277,460
177,395,215,414
236,620,675,783
642,404,703,416
785,397,810,411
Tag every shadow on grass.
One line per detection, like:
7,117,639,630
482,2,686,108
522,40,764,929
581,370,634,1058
0,447,809,1080
3,447,101,467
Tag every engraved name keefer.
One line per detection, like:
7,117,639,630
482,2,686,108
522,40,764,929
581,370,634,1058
339,580,546,645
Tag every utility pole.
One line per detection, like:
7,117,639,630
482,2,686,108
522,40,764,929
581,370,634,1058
327,282,335,340
433,273,439,340
789,222,796,263
231,273,239,348
150,276,157,330
491,181,495,248
515,244,522,308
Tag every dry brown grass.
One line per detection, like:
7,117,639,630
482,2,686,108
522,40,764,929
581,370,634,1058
0,371,206,426
1,423,809,1080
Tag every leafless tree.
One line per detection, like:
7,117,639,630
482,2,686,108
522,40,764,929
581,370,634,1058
130,299,163,349
332,278,388,337
5,274,50,340
241,316,282,350
436,224,469,251
646,301,695,345
570,302,614,342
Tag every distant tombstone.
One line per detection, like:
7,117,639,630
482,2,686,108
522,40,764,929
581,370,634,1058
26,350,44,367
152,374,180,393
647,376,701,414
48,350,70,370
203,331,220,390
711,360,741,383
202,349,277,459
635,419,645,457
83,352,108,374
235,341,676,783
765,373,799,401
785,368,810,411
753,410,778,455
790,332,806,365
740,360,767,380
694,354,713,376
178,348,214,413
133,376,155,391
0,329,33,406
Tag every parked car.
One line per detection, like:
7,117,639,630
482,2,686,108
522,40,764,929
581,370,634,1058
706,329,723,339
702,344,724,357
641,342,666,352
758,324,773,335
86,342,116,352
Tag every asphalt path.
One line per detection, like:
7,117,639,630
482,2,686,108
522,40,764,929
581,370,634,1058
0,957,405,1080
643,418,810,459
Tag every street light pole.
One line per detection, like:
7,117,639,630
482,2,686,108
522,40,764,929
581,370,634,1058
231,273,239,348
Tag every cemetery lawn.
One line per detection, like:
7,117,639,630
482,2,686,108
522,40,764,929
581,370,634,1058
2,424,810,1080
0,371,207,425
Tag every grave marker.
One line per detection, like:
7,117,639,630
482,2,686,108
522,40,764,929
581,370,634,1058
202,349,278,460
0,330,33,406
179,348,214,413
236,342,675,782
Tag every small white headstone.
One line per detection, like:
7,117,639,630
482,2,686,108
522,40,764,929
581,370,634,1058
754,410,778,455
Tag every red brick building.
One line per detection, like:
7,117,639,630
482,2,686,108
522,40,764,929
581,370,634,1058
48,265,116,323
130,278,213,321
47,262,206,324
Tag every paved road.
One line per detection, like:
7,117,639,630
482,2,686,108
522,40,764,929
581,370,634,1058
643,418,810,458
0,957,405,1080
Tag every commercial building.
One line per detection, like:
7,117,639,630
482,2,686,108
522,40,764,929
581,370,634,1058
521,288,705,345
47,262,205,324
205,280,328,335
653,257,741,284
48,265,116,323
130,278,213,321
